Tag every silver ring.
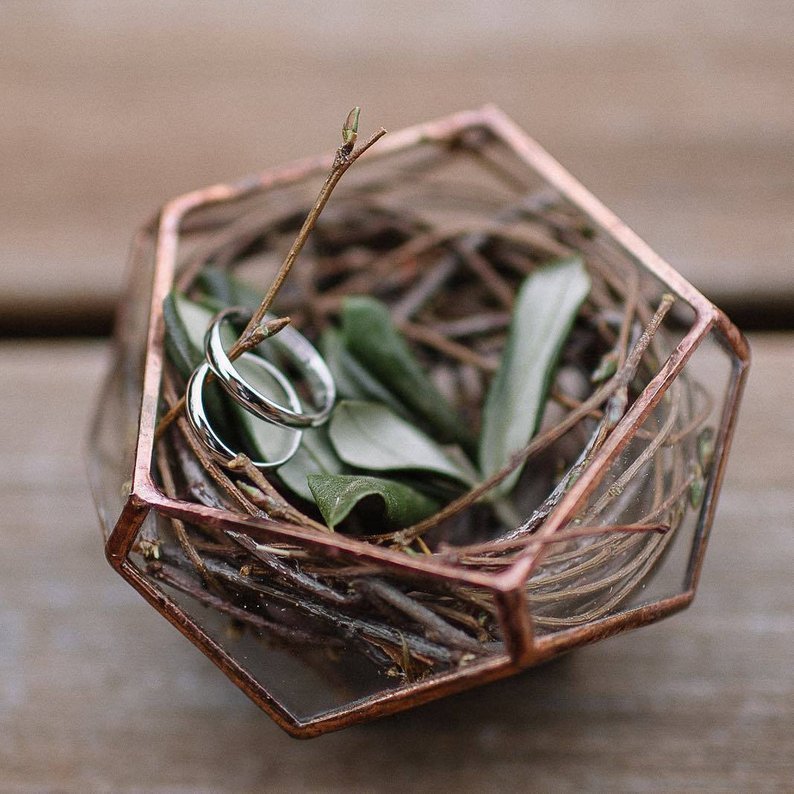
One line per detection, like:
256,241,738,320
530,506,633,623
205,307,336,429
185,357,303,469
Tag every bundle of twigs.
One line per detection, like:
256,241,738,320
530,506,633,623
143,112,712,681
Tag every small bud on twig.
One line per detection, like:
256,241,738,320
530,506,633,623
341,106,361,153
243,315,291,347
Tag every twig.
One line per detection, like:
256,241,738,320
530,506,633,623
456,246,515,310
198,556,467,665
150,562,334,647
226,453,330,534
227,531,357,606
232,109,386,354
155,108,386,441
155,443,223,592
430,312,511,339
360,579,483,653
448,522,669,559
161,372,260,514
399,320,498,372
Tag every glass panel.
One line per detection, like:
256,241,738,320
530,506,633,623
87,365,139,537
526,326,736,634
87,228,155,538
679,328,739,589
127,511,503,722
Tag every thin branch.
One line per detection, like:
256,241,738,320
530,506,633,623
232,113,387,354
155,109,386,442
226,453,330,534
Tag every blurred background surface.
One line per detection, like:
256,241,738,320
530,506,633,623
2,1,792,333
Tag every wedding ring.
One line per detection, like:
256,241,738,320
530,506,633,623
205,307,336,429
185,356,303,469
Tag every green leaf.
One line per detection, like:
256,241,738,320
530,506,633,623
276,426,345,502
329,401,474,485
341,106,361,148
479,256,591,495
308,473,438,530
169,290,237,352
163,291,202,379
340,296,473,449
319,328,413,419
163,290,240,444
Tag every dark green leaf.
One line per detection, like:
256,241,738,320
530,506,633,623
319,328,413,419
329,401,475,485
479,256,591,494
163,291,202,379
307,473,438,529
340,296,473,449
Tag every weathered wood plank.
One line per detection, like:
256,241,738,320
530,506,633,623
0,336,791,790
2,3,793,324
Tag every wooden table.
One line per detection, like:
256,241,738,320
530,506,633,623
2,2,793,330
1,336,791,791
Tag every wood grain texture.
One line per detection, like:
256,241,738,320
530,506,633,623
0,336,791,791
1,2,793,324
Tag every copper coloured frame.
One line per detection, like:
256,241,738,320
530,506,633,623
101,106,750,737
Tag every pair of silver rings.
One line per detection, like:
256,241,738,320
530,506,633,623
185,307,335,468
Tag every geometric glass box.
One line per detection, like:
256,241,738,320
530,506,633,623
88,107,750,737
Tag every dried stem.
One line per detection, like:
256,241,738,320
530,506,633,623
154,109,386,442
161,372,260,515
226,453,330,533
400,320,498,372
230,114,387,356
155,444,222,591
